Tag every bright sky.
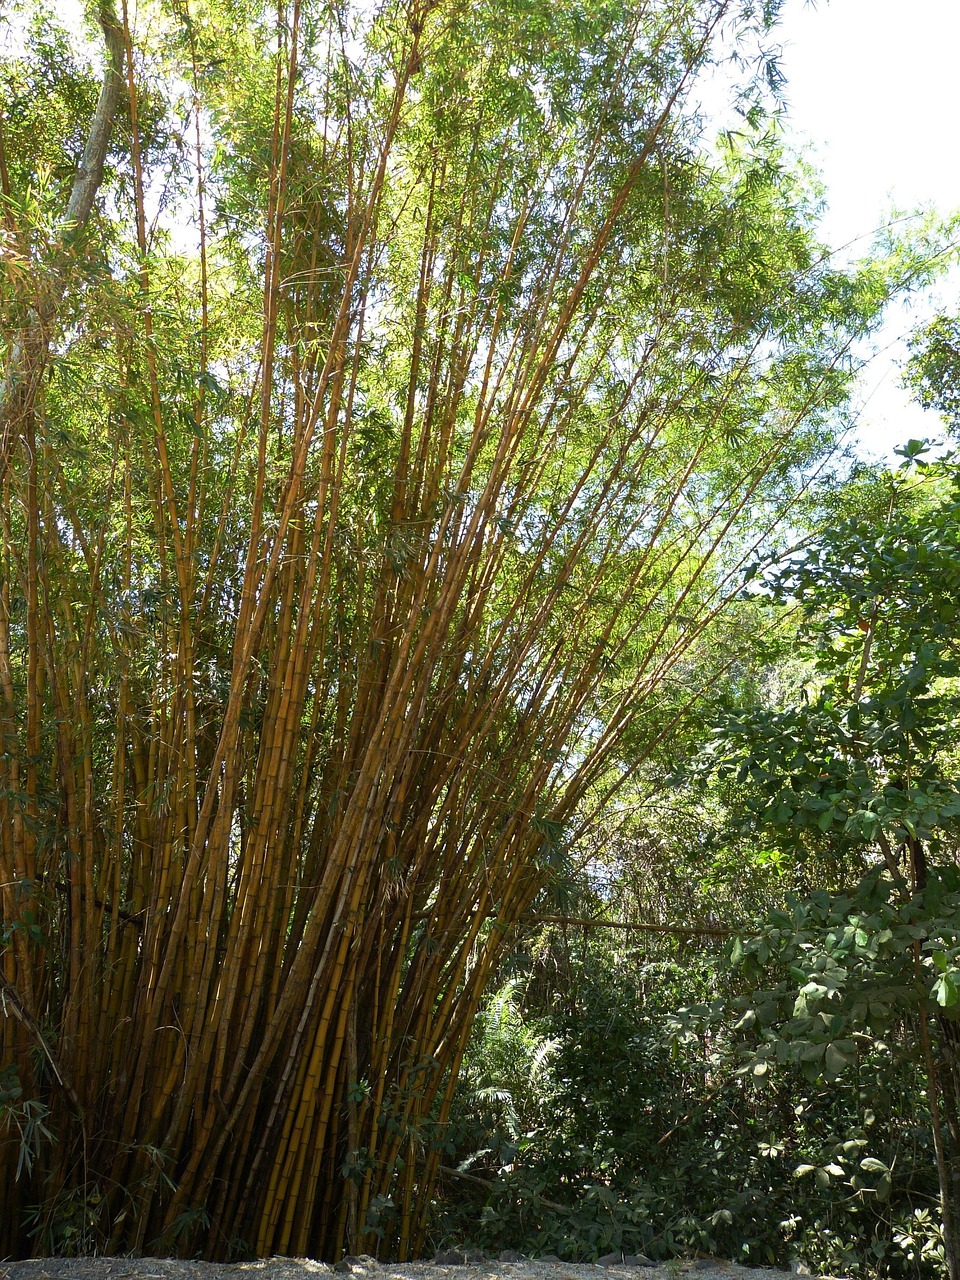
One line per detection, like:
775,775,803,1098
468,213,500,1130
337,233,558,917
774,0,960,460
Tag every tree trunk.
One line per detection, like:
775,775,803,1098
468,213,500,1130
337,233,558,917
0,1,124,474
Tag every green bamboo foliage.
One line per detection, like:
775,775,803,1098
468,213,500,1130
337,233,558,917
0,0,898,1259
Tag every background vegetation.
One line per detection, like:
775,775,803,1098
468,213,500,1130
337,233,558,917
1,0,959,1274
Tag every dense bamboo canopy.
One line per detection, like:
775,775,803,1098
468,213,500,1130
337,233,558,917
0,0,918,1260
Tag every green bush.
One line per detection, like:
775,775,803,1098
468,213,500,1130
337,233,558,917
438,930,944,1277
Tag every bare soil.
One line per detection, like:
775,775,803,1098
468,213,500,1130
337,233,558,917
0,1252,815,1280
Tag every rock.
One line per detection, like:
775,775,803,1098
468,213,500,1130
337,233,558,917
597,1254,624,1267
434,1250,466,1266
498,1252,523,1264
333,1264,352,1274
537,1256,561,1264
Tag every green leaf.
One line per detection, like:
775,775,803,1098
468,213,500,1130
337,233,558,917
934,973,960,1007
824,1043,851,1077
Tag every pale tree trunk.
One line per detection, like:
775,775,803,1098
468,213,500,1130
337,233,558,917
0,0,124,472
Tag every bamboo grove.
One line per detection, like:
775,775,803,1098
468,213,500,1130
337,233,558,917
0,0,917,1260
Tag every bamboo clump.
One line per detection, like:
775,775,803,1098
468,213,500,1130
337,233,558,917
0,0,879,1259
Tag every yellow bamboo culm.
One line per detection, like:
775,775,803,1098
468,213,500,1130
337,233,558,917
0,0,873,1261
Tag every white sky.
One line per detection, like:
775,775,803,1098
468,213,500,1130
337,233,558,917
774,0,960,460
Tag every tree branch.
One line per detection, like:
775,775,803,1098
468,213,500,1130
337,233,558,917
523,914,736,938
0,974,85,1121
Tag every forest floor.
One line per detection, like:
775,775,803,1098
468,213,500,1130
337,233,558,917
0,1252,818,1280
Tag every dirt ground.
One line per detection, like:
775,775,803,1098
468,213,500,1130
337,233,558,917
0,1251,815,1280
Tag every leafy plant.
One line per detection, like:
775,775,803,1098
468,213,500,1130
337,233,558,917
0,1065,54,1180
687,450,960,1280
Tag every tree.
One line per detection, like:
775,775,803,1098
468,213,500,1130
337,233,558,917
0,0,926,1259
697,449,960,1280
905,315,960,434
